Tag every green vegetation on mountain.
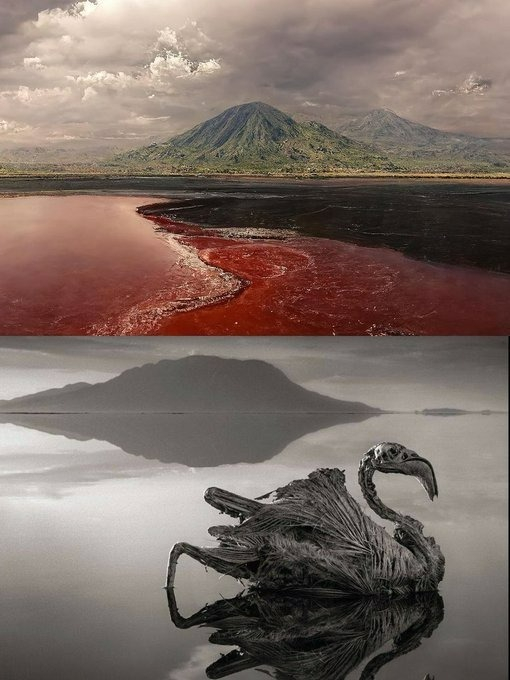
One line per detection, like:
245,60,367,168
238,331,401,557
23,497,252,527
2,102,509,176
338,109,510,172
111,101,393,174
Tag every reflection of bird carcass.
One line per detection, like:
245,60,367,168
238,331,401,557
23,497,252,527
167,587,444,680
166,442,445,595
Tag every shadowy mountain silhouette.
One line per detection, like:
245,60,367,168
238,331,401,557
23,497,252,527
0,356,380,466
0,356,375,414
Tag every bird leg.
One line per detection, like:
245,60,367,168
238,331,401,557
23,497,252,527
166,585,201,629
165,542,252,588
204,486,263,521
166,586,224,629
206,649,260,679
167,589,255,631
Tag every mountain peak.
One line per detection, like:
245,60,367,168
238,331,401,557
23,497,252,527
210,100,293,124
335,110,510,168
364,108,404,121
115,101,387,171
339,108,459,148
227,101,283,115
169,100,300,151
349,107,417,128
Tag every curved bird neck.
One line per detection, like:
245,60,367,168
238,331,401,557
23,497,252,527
358,461,406,524
358,459,444,587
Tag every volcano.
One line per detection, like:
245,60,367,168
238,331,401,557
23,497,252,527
114,101,388,172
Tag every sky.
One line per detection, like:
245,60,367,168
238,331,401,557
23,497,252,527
0,0,508,149
0,336,507,411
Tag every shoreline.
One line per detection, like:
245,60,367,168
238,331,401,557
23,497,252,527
93,231,249,335
137,200,510,278
0,194,251,336
136,202,510,336
0,193,509,335
92,202,249,335
1,171,510,181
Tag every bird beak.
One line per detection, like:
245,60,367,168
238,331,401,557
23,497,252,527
402,456,438,500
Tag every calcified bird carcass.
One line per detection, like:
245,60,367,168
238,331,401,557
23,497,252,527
166,443,445,596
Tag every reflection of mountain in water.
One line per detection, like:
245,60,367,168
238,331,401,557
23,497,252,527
0,413,371,466
0,356,380,466
167,588,444,679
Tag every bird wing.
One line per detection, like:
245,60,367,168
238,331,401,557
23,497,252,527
225,468,423,594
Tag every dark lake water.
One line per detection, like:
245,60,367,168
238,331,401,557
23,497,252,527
1,176,509,272
0,412,507,680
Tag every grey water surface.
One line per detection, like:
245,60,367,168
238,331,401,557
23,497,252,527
0,411,507,680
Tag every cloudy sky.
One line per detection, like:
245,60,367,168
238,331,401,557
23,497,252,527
0,336,507,411
0,0,508,148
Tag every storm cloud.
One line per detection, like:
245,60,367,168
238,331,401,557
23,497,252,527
0,0,508,148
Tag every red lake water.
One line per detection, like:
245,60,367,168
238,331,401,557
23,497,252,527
0,195,238,335
0,194,509,335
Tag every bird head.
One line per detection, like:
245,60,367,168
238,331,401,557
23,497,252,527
366,442,438,500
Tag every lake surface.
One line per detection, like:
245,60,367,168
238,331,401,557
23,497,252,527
1,176,509,271
1,181,510,335
0,413,507,680
0,195,236,335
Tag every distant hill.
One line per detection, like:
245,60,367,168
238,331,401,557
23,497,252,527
0,355,378,414
0,356,380,465
414,408,501,416
338,109,510,171
339,109,471,147
112,101,390,173
0,139,129,171
3,102,509,174
417,408,469,416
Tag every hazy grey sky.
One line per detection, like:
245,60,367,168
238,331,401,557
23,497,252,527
0,336,506,411
0,0,508,147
